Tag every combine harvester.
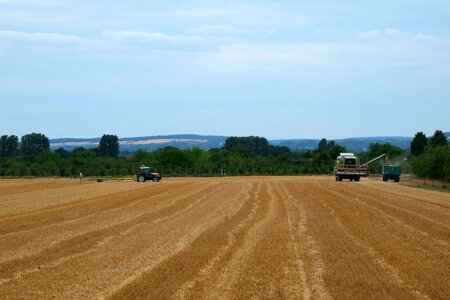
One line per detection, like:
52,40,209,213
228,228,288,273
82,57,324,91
334,153,401,182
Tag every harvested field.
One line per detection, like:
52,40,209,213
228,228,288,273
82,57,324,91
0,177,449,299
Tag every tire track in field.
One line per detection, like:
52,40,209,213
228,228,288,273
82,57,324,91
282,183,332,300
0,183,225,290
0,180,86,197
216,183,304,299
0,181,249,299
0,182,214,240
93,181,252,300
328,183,449,248
0,182,220,264
360,182,450,210
1,177,448,299
352,183,450,217
0,182,191,236
0,183,223,282
306,183,431,300
175,183,301,299
337,183,450,238
297,182,422,299
0,182,145,218
108,182,265,300
0,182,192,235
172,182,265,299
0,186,154,233
314,182,449,299
276,183,311,300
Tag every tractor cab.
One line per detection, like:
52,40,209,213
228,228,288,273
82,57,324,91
140,166,151,174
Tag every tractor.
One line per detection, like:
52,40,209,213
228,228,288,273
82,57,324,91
137,165,162,182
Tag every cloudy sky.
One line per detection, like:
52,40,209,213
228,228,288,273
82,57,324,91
1,0,449,139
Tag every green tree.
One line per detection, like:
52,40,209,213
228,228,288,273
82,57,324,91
410,132,428,156
223,136,290,157
224,136,270,156
367,142,403,158
154,147,188,175
317,138,328,152
412,146,450,181
97,134,120,157
0,135,19,157
430,130,448,148
19,133,50,156
54,147,71,159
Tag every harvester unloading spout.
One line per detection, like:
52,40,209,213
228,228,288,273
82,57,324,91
361,153,388,167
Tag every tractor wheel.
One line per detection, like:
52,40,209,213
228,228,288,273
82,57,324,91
137,175,146,183
152,177,160,182
383,176,387,182
355,177,360,182
338,176,343,182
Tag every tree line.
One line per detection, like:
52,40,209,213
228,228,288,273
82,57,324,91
410,130,449,181
0,134,346,177
0,131,448,181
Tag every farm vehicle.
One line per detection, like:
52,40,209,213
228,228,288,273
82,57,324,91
335,153,401,182
382,165,401,182
137,165,162,183
334,153,367,181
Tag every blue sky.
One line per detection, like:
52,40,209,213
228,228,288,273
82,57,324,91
1,0,449,139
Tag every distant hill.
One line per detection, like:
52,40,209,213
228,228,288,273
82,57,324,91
50,134,228,152
274,136,413,152
47,133,448,153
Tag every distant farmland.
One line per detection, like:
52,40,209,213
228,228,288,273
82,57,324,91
47,134,445,152
0,177,449,299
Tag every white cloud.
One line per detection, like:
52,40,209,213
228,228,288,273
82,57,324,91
384,28,404,39
357,28,438,43
0,0,61,7
0,10,72,24
102,30,205,45
358,30,380,39
415,33,435,41
0,30,85,44
0,26,447,79
196,37,450,77
122,9,235,21
357,28,442,45
184,25,255,37
292,16,313,26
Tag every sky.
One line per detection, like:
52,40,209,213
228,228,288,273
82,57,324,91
0,0,449,139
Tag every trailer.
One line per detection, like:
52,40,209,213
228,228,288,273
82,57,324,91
382,165,401,182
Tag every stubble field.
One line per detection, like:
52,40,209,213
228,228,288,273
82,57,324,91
0,177,449,299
